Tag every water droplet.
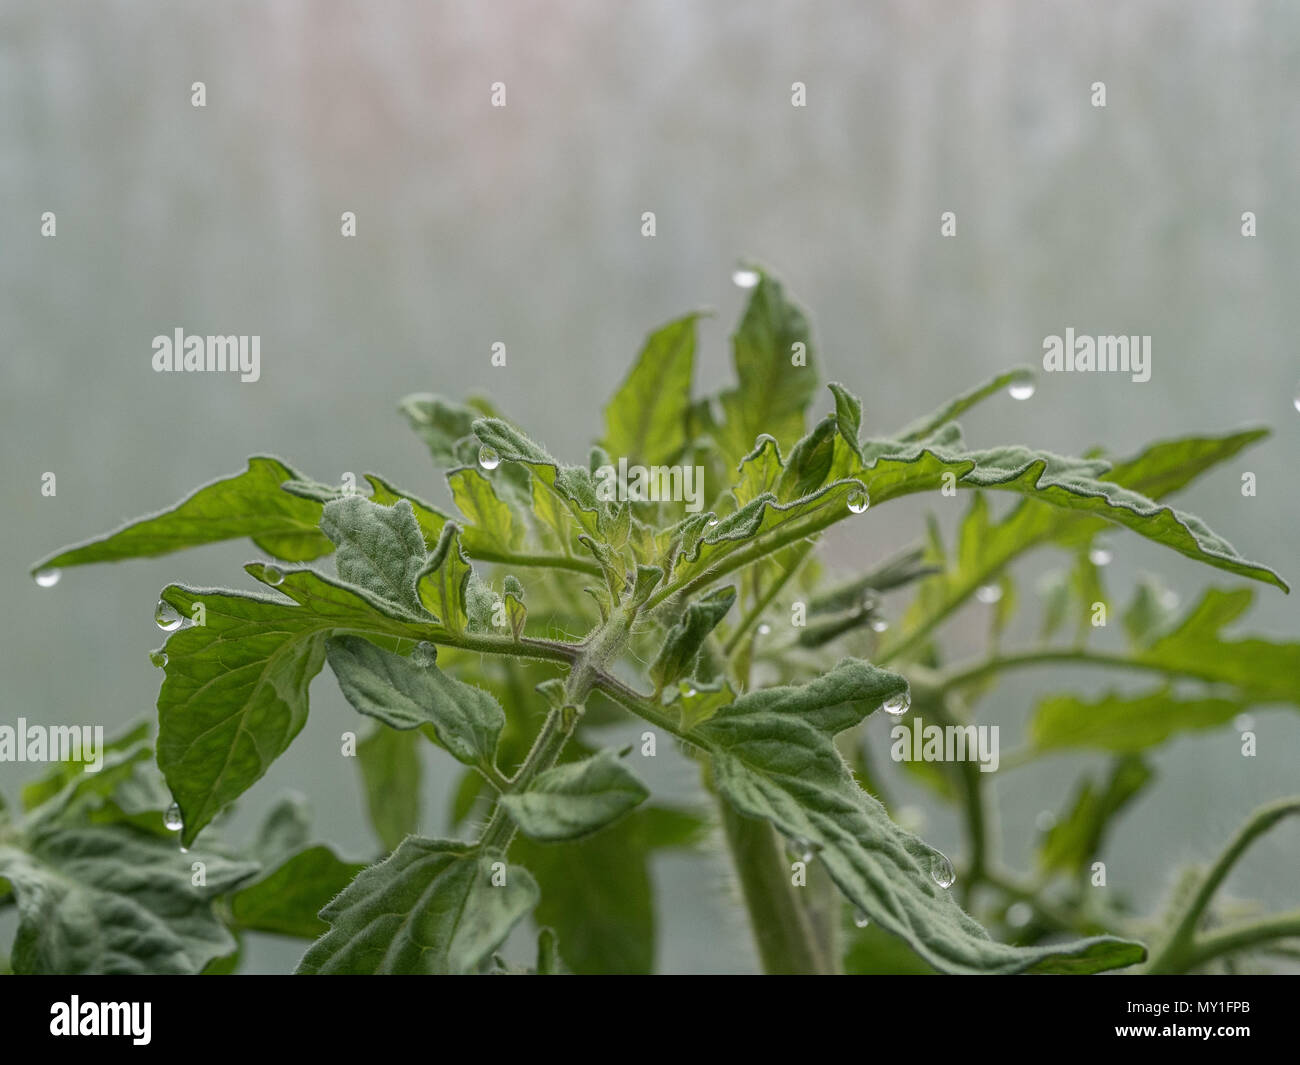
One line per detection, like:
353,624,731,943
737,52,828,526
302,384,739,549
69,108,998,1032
149,650,168,668
881,690,911,717
163,802,183,832
706,517,719,528
1035,810,1057,833
853,910,871,929
1234,713,1255,733
930,851,955,889
155,600,184,632
1006,901,1033,928
869,617,889,633
179,846,189,854
732,268,760,289
1007,372,1036,401
478,445,501,471
846,490,870,514
682,684,697,697
263,564,284,586
1088,545,1113,567
757,622,772,636
34,567,61,588
975,583,1003,604
787,838,815,863
411,641,437,668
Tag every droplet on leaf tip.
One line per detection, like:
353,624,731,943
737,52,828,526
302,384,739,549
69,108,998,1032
154,600,184,632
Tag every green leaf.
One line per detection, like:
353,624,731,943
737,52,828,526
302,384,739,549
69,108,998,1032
450,466,527,554
326,635,503,771
513,806,704,974
1031,689,1248,754
1131,587,1300,703
503,575,527,638
650,586,737,690
416,523,475,631
731,436,786,506
358,725,423,851
0,824,257,974
715,271,818,462
693,660,1145,973
603,313,701,466
776,416,840,502
297,839,538,974
889,430,1286,657
364,474,451,547
473,418,604,537
320,495,429,616
155,565,435,846
399,393,484,466
1039,756,1153,875
935,444,1285,589
501,749,649,841
669,678,737,732
31,456,332,573
230,844,365,939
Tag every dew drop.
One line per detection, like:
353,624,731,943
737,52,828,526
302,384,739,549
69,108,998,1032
846,490,869,514
155,600,184,632
1007,372,1036,401
163,802,183,832
682,684,697,697
1006,901,1033,929
34,567,61,588
788,838,815,863
478,445,501,471
869,617,889,633
757,622,772,636
706,517,719,528
149,650,168,668
732,268,760,289
179,845,189,854
263,564,285,586
975,583,1003,604
1088,545,1113,567
411,641,437,668
1035,810,1057,833
930,851,955,889
853,910,871,929
881,690,911,717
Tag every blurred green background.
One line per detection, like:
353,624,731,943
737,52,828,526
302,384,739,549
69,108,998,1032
3,0,1297,972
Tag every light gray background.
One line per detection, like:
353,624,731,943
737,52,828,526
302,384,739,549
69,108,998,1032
3,0,1297,973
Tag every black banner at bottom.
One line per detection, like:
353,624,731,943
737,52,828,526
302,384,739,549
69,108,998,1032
0,974,1292,1052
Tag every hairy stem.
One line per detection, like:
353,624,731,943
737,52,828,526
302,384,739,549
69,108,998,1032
1145,797,1300,973
719,799,833,974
